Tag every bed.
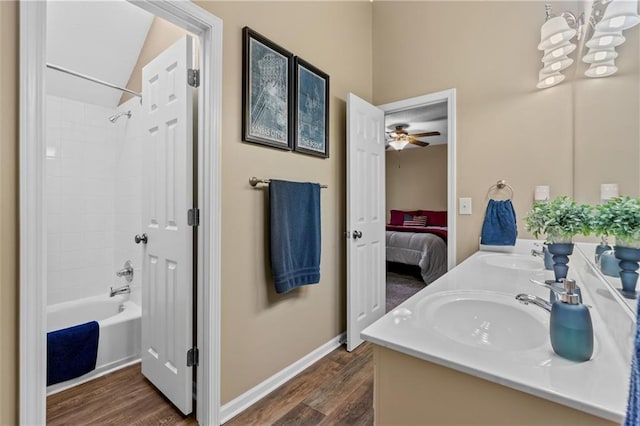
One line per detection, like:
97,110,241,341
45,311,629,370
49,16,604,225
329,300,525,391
385,210,448,285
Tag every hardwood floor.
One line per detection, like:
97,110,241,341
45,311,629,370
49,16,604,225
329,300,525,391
46,342,373,425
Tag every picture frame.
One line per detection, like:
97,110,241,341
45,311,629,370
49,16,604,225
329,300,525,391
293,57,330,158
242,27,294,150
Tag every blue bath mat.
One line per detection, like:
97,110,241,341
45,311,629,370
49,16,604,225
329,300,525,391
47,321,99,386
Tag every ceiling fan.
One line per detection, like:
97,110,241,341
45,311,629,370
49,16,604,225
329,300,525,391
385,124,440,151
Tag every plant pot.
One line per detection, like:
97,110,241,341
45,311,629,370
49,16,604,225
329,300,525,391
547,242,574,283
614,245,640,299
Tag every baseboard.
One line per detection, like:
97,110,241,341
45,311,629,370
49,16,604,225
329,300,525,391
220,333,346,423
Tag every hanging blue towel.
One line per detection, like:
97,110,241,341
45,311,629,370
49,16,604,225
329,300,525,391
625,297,640,425
269,179,321,294
480,199,517,246
47,321,99,386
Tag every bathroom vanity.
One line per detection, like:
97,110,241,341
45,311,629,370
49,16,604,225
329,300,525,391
362,240,634,425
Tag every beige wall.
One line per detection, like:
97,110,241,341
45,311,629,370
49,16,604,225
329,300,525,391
0,2,18,424
194,1,372,403
120,16,189,105
374,1,577,262
386,144,448,215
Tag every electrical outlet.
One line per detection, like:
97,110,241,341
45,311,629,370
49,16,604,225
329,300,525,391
459,197,472,215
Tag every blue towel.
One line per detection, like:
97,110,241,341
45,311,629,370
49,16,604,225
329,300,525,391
47,321,99,386
269,179,321,294
480,199,517,246
625,297,640,425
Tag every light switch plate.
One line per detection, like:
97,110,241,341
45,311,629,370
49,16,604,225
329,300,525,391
459,197,472,215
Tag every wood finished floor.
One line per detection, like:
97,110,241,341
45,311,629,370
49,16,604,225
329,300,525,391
46,342,373,426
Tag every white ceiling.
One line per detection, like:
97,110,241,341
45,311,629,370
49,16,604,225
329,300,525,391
385,101,448,149
46,0,154,108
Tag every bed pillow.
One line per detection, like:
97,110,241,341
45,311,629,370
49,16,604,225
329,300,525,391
420,210,447,227
403,215,428,227
389,210,420,225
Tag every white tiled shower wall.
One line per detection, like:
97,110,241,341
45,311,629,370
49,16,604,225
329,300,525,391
46,96,143,305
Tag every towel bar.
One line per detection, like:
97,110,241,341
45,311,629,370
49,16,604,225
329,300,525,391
249,176,328,189
486,179,514,200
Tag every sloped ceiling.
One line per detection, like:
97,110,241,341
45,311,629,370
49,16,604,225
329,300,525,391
385,101,448,149
46,0,154,108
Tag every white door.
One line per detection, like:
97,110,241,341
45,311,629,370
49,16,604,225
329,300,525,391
346,93,386,352
141,35,195,414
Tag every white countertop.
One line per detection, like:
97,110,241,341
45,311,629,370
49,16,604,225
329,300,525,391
362,240,632,422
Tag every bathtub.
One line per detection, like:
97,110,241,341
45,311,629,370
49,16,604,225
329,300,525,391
46,294,141,395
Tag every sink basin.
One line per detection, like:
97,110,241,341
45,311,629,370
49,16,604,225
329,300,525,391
416,291,548,351
483,254,544,271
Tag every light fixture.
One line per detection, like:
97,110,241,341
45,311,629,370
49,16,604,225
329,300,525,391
537,1,639,87
582,47,619,63
596,0,640,31
585,59,619,77
388,139,409,150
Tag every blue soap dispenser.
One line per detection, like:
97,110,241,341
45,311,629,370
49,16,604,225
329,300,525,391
550,279,593,362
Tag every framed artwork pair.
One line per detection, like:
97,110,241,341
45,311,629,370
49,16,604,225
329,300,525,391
242,27,330,158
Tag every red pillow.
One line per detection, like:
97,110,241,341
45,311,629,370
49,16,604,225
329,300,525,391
421,210,447,227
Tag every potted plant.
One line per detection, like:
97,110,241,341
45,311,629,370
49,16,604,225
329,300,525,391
524,196,592,282
592,196,640,298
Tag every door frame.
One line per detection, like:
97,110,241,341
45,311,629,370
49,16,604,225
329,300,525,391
19,1,223,424
378,89,457,270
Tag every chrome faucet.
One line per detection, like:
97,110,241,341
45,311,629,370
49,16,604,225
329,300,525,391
531,243,544,258
110,284,131,297
116,260,134,282
515,294,552,313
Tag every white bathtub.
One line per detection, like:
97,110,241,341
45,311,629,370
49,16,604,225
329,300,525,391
46,294,141,395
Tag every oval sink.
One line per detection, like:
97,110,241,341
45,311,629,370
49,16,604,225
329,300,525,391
416,291,548,351
483,254,544,271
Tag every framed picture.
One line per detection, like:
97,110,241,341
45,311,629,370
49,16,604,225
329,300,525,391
242,27,293,150
293,57,330,158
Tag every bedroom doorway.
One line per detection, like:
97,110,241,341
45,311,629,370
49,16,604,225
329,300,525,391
345,89,456,351
383,98,451,312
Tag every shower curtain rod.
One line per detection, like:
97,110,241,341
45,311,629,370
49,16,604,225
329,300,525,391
46,63,143,99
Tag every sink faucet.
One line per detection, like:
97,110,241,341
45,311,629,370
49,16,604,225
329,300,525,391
531,243,544,258
515,294,551,313
110,284,131,297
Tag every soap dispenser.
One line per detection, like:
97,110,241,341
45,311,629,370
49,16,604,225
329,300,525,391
550,279,593,362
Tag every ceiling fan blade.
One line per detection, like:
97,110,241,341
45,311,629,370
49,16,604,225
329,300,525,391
408,140,430,147
408,131,441,138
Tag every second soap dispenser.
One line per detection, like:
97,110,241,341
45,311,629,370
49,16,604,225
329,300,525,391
550,279,593,362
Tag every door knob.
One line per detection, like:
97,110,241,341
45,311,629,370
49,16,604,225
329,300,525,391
352,230,363,240
135,233,148,244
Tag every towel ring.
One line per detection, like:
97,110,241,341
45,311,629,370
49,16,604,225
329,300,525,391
486,180,514,200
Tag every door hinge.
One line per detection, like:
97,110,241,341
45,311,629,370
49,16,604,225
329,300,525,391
188,208,200,226
188,69,200,88
187,347,199,367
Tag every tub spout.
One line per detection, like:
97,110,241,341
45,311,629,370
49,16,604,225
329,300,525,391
110,284,131,297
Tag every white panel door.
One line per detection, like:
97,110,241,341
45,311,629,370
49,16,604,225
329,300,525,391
141,35,194,415
346,93,386,352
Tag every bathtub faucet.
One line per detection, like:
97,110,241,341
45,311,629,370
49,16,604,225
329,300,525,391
110,284,131,297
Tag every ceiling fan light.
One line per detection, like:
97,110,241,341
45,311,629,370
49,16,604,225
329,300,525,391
542,56,574,73
596,0,640,31
585,31,626,49
389,140,409,150
585,60,618,77
537,69,565,89
541,42,576,62
582,47,618,63
538,16,578,50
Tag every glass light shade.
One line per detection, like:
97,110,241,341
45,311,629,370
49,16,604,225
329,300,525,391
388,140,409,150
542,56,574,73
538,17,578,50
541,42,577,62
582,47,618,63
596,0,640,31
537,70,565,89
585,60,618,77
586,31,626,48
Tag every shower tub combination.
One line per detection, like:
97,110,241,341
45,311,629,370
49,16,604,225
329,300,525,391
46,295,141,394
